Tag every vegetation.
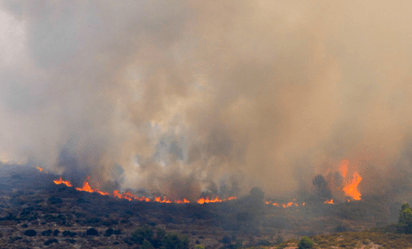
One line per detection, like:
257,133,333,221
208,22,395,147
298,236,313,249
312,175,331,200
131,225,189,249
398,203,412,234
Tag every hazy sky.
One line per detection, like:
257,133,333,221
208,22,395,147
1,1,412,198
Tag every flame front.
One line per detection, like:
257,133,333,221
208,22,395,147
75,177,109,195
53,176,236,204
197,196,236,204
53,176,72,187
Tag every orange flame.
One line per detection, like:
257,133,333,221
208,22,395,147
342,171,362,200
197,196,237,204
75,177,109,195
53,176,72,187
324,199,334,204
36,166,49,173
53,176,236,204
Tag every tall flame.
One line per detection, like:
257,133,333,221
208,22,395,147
342,171,362,200
337,159,362,201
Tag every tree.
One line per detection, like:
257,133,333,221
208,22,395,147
312,175,331,200
298,236,314,249
249,187,265,202
398,203,412,234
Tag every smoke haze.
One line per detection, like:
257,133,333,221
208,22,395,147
1,0,412,198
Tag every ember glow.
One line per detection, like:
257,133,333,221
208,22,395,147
265,200,305,208
324,199,334,204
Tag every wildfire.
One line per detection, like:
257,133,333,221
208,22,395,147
342,171,362,200
75,177,109,195
53,176,236,205
265,200,305,208
324,199,334,204
53,176,72,187
197,196,236,204
35,166,49,173
336,159,362,201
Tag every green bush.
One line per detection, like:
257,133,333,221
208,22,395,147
161,233,189,249
141,239,153,249
194,245,205,249
298,236,314,249
398,203,412,234
132,225,154,244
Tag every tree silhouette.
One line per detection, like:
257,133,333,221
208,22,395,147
312,175,332,200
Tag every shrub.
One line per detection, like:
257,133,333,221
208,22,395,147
86,228,98,236
24,229,37,236
53,229,60,236
131,225,154,244
298,236,314,249
194,245,205,249
141,239,153,249
44,238,58,245
162,233,189,249
41,229,52,236
104,228,114,236
276,235,284,244
48,196,62,205
221,235,232,244
257,239,271,246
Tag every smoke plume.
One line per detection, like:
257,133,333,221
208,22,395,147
1,0,412,198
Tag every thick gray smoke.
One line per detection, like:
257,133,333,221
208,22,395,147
1,0,412,199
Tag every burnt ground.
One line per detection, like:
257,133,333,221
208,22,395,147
0,164,404,248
